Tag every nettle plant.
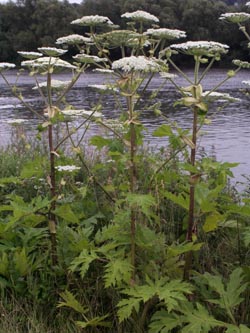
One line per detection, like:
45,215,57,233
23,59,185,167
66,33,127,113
0,9,249,333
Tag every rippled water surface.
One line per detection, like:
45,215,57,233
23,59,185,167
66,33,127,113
0,68,250,187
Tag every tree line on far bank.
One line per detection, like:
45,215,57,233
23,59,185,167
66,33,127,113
0,0,249,65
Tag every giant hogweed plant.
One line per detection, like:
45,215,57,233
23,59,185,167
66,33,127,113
0,9,249,332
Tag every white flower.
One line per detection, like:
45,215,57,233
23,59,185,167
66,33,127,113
202,91,240,102
0,62,16,70
73,54,108,64
21,57,77,70
242,80,250,86
93,68,114,73
56,34,92,45
18,51,43,59
219,12,250,23
246,2,250,7
159,72,178,79
61,109,102,118
170,41,229,56
32,80,71,90
55,165,81,172
121,10,159,23
112,56,160,72
71,15,114,26
145,28,186,40
6,119,27,124
37,47,67,56
233,59,250,68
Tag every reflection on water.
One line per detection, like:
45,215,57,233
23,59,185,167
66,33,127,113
0,69,250,187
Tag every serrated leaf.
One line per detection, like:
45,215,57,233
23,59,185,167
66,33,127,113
104,258,132,287
149,310,184,333
69,249,98,278
203,212,223,233
54,204,79,224
76,315,111,328
164,191,189,210
90,135,112,149
152,124,172,137
181,303,224,333
226,324,250,333
117,297,140,322
57,290,87,314
126,193,156,218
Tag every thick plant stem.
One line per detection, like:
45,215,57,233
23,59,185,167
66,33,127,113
128,92,137,284
184,107,198,280
47,71,57,266
48,124,57,266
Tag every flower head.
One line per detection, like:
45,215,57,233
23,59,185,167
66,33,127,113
121,10,159,23
112,56,160,73
6,118,27,124
145,28,186,40
219,12,250,24
71,15,114,26
37,47,67,56
202,91,240,102
18,51,43,59
233,59,250,68
170,41,229,57
61,109,102,118
246,1,250,7
93,68,114,73
159,72,178,79
33,80,71,90
73,54,108,64
56,34,92,45
21,57,76,70
55,165,81,172
0,62,16,71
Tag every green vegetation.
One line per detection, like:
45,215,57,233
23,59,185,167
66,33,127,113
0,6,250,333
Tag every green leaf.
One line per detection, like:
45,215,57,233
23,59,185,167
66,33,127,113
203,212,223,233
181,303,224,333
149,310,184,333
90,135,112,149
14,248,29,276
76,315,111,328
54,204,79,224
126,193,156,218
104,258,132,287
117,297,141,323
164,191,189,210
20,156,46,178
167,242,203,257
226,324,250,333
69,249,98,278
152,124,172,137
203,268,247,311
58,290,87,314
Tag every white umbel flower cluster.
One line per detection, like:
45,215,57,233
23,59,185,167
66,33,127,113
0,62,16,70
6,119,27,124
71,15,114,26
145,28,186,40
170,41,229,56
21,57,77,70
93,68,114,73
37,47,67,56
33,80,71,90
121,10,159,23
61,109,102,118
73,54,108,64
56,34,92,45
242,80,250,86
159,72,178,79
112,56,160,72
246,2,250,7
219,12,250,23
233,59,250,68
18,51,43,59
202,91,240,102
55,165,81,172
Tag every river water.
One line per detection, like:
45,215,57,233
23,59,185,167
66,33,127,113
0,68,250,189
